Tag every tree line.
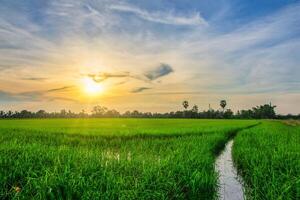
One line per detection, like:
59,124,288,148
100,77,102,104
0,100,299,119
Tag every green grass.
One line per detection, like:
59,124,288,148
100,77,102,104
0,118,256,137
0,119,257,200
233,121,300,200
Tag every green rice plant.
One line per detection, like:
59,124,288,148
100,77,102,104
0,119,257,199
233,121,300,200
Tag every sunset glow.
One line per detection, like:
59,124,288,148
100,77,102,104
0,1,299,114
82,78,104,96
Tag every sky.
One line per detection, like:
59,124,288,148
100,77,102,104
0,0,300,114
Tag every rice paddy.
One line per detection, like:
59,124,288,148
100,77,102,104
233,121,300,200
0,119,298,199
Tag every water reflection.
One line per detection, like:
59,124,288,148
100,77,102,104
215,140,245,200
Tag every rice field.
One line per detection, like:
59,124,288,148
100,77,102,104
233,121,300,200
0,119,298,199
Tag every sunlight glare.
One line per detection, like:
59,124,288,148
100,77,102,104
83,77,104,95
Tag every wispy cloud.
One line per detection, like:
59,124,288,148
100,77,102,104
22,77,48,81
0,90,44,102
87,72,133,83
131,87,151,93
47,86,74,92
0,86,75,102
109,3,207,26
86,63,174,84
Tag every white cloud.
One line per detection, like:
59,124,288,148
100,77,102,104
109,3,207,26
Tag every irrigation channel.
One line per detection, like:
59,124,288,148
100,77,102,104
215,139,245,200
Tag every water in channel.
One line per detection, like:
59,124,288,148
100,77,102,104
215,140,245,200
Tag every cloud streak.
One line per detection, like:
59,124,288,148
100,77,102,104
87,72,134,83
0,86,75,102
86,63,174,85
22,77,48,81
47,86,74,92
131,87,151,93
109,3,207,26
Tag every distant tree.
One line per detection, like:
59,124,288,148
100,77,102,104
7,110,13,118
224,109,234,119
220,100,227,112
252,103,276,119
105,109,120,117
123,111,131,118
92,106,108,117
131,110,141,118
36,110,46,118
143,112,152,118
238,109,254,119
191,105,199,118
191,105,198,113
0,101,287,119
20,110,32,118
0,111,5,118
78,110,88,118
60,109,67,118
182,100,189,118
182,100,189,110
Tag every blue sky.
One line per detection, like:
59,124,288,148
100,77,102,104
0,0,300,114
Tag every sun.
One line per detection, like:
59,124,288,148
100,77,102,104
82,78,104,95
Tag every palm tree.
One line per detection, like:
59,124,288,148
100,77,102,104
192,105,198,113
182,100,189,110
220,100,227,112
